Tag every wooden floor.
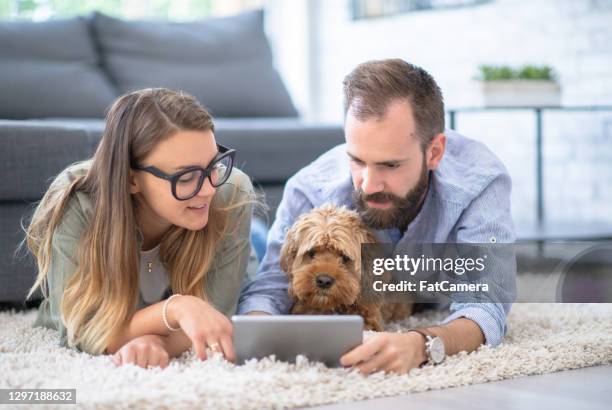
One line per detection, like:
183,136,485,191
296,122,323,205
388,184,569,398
308,364,612,410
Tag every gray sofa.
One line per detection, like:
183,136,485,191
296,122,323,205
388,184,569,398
0,10,344,305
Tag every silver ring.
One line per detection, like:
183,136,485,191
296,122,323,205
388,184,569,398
208,342,220,351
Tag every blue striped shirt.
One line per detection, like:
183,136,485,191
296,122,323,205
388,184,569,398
238,130,515,347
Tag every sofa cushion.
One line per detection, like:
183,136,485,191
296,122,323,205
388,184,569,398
0,17,117,119
213,118,345,183
0,202,41,303
91,10,297,118
0,117,343,213
19,117,345,183
0,121,98,201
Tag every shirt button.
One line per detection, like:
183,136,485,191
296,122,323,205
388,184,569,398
490,236,497,243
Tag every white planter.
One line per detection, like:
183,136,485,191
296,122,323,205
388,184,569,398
482,80,561,108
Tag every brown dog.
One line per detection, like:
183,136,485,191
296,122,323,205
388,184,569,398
280,204,412,331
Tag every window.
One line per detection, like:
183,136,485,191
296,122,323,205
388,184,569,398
351,0,492,20
0,0,263,21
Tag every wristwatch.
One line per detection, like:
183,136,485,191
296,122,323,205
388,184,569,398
408,328,445,365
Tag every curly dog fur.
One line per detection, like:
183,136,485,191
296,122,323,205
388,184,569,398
280,204,412,330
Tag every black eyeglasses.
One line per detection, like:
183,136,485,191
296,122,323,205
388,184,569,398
132,144,236,201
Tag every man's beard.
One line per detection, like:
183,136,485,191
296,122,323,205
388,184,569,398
352,161,430,231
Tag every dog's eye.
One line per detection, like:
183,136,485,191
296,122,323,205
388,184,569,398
307,249,316,258
341,254,351,264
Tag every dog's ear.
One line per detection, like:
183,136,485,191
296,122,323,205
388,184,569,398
287,282,296,299
280,225,299,302
280,223,298,276
350,222,378,265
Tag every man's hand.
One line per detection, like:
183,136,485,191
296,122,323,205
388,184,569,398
112,334,170,369
340,331,427,375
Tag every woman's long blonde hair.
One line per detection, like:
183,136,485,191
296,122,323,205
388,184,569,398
26,88,247,354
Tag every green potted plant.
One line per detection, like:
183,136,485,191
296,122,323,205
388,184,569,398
478,64,561,107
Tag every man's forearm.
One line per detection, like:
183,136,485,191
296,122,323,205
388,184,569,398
424,317,485,356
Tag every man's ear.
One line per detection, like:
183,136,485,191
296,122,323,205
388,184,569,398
129,170,141,194
426,133,446,171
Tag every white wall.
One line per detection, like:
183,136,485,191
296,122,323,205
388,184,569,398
264,0,315,119
309,0,612,121
266,0,612,228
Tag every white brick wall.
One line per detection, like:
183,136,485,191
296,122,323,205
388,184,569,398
270,0,612,228
453,110,612,227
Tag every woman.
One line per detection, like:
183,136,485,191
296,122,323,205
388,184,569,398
25,88,256,369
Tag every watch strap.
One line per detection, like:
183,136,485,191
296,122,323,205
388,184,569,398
408,328,433,341
407,328,432,366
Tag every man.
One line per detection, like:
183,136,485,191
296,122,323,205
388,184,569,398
238,59,515,374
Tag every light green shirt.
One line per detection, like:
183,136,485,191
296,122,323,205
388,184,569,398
33,160,255,350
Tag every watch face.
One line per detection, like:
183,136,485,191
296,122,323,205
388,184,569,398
430,337,445,363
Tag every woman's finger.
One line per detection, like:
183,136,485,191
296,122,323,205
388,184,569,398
147,351,161,368
136,347,149,368
206,338,223,358
159,351,170,368
219,335,236,363
191,332,208,361
112,353,121,366
125,347,137,366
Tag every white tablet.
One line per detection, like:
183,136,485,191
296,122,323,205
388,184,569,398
232,315,363,367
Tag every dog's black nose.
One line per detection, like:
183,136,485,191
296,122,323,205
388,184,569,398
316,274,335,289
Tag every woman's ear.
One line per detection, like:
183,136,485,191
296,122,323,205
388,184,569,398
129,170,141,195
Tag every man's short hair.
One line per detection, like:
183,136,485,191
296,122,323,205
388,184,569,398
342,59,445,149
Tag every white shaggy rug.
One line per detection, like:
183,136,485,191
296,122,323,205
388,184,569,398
1,304,611,409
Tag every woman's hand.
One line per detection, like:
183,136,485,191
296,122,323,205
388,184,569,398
167,295,235,362
112,335,170,369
